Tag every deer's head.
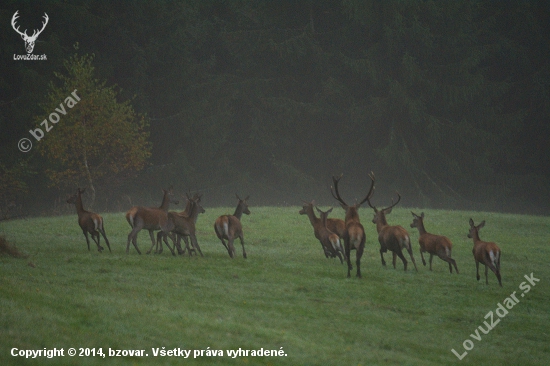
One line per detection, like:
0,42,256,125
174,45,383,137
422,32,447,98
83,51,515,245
12,11,49,54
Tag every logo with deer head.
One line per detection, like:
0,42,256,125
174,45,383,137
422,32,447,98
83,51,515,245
11,10,49,54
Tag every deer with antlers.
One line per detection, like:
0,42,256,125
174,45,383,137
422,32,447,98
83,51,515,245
330,174,374,278
11,11,49,53
410,211,458,273
67,188,111,253
214,195,250,258
366,174,418,271
154,193,205,256
125,186,179,255
299,200,346,262
468,219,502,286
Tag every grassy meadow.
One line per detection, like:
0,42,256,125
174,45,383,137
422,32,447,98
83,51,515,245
0,206,549,365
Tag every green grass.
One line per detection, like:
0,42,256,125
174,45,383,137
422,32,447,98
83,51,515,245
1,207,549,365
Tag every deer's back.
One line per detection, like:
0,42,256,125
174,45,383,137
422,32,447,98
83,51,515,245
419,232,452,252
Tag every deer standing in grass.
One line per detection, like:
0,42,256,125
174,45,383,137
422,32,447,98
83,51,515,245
125,186,178,255
299,200,346,262
214,195,250,258
468,219,502,286
155,193,205,256
67,188,111,253
330,174,374,278
410,211,458,273
366,174,417,271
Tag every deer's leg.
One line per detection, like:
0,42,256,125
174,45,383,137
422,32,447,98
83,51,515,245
99,228,111,253
420,249,427,266
395,250,408,271
83,231,91,251
239,235,247,259
191,234,204,257
161,232,175,256
408,247,418,271
181,235,193,256
345,238,352,278
355,244,364,278
429,254,434,271
392,251,397,269
475,261,480,281
92,231,104,252
227,238,236,258
148,232,160,254
485,263,489,285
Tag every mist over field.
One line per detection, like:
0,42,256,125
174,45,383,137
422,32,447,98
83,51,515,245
1,1,549,218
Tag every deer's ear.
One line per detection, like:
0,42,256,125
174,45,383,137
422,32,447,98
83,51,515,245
469,218,475,227
421,212,424,218
327,207,333,214
478,220,486,229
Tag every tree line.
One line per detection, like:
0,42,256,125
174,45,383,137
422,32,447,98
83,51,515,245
1,0,549,216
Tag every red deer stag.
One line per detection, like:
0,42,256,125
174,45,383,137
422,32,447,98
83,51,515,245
156,193,205,256
468,219,502,286
315,207,347,263
330,174,374,278
410,211,458,273
214,195,250,258
67,188,111,253
366,174,417,271
125,186,179,255
299,200,346,262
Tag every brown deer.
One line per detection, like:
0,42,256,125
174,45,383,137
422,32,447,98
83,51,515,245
366,174,417,271
330,174,374,278
66,188,111,253
214,195,250,258
315,207,347,263
299,200,346,262
410,211,458,273
468,219,502,286
155,193,205,256
125,186,179,255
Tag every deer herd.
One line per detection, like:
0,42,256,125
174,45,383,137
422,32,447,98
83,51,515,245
66,172,503,287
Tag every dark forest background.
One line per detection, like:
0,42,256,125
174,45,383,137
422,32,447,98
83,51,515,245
1,0,549,216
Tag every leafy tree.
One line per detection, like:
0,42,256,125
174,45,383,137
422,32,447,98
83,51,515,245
35,51,151,206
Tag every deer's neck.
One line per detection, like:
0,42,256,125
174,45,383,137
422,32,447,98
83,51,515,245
159,193,170,211
233,204,244,220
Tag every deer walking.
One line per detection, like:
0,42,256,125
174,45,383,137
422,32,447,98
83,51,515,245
214,195,250,258
125,186,178,255
299,200,346,262
468,219,502,286
156,193,205,256
66,188,111,253
410,212,458,273
330,174,374,278
366,174,417,271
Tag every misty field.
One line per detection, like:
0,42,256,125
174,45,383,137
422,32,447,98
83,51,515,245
1,207,549,365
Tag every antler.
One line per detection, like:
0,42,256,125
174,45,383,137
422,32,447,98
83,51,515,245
366,172,377,209
382,192,402,212
358,171,376,206
11,11,26,37
330,174,347,206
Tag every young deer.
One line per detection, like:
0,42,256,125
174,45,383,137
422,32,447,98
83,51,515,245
315,207,347,263
67,188,111,253
468,219,502,286
366,174,417,271
330,173,374,278
125,186,179,255
156,193,205,256
410,211,458,273
299,200,346,262
214,195,250,258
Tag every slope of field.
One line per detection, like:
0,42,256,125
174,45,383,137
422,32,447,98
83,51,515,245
1,207,549,365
